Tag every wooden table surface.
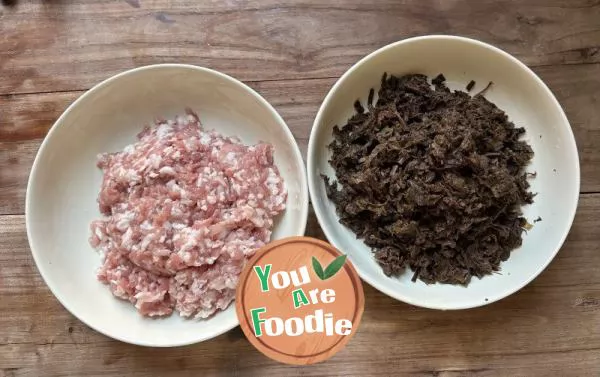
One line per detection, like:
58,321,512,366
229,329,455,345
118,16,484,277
1,1,600,376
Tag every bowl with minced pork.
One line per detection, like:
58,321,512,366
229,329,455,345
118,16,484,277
27,64,308,346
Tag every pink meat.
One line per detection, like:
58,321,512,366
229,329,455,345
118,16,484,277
90,110,287,318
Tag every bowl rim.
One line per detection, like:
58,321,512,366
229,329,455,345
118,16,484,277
307,35,581,310
25,63,309,346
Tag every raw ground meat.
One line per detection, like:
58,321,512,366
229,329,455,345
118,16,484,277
89,109,287,318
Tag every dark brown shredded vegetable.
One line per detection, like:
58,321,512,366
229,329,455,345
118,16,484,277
323,73,534,285
466,80,476,91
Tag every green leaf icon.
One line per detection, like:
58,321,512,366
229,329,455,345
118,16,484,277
323,255,347,280
312,255,348,280
312,257,325,280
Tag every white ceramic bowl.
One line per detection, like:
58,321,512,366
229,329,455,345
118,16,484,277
308,35,580,310
26,64,309,346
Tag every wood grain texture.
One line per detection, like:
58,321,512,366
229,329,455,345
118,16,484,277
1,194,600,375
1,0,600,95
1,0,600,375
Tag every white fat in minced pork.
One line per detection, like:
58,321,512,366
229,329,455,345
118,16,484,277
89,110,286,318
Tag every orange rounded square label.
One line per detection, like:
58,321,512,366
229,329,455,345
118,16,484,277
235,237,364,365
